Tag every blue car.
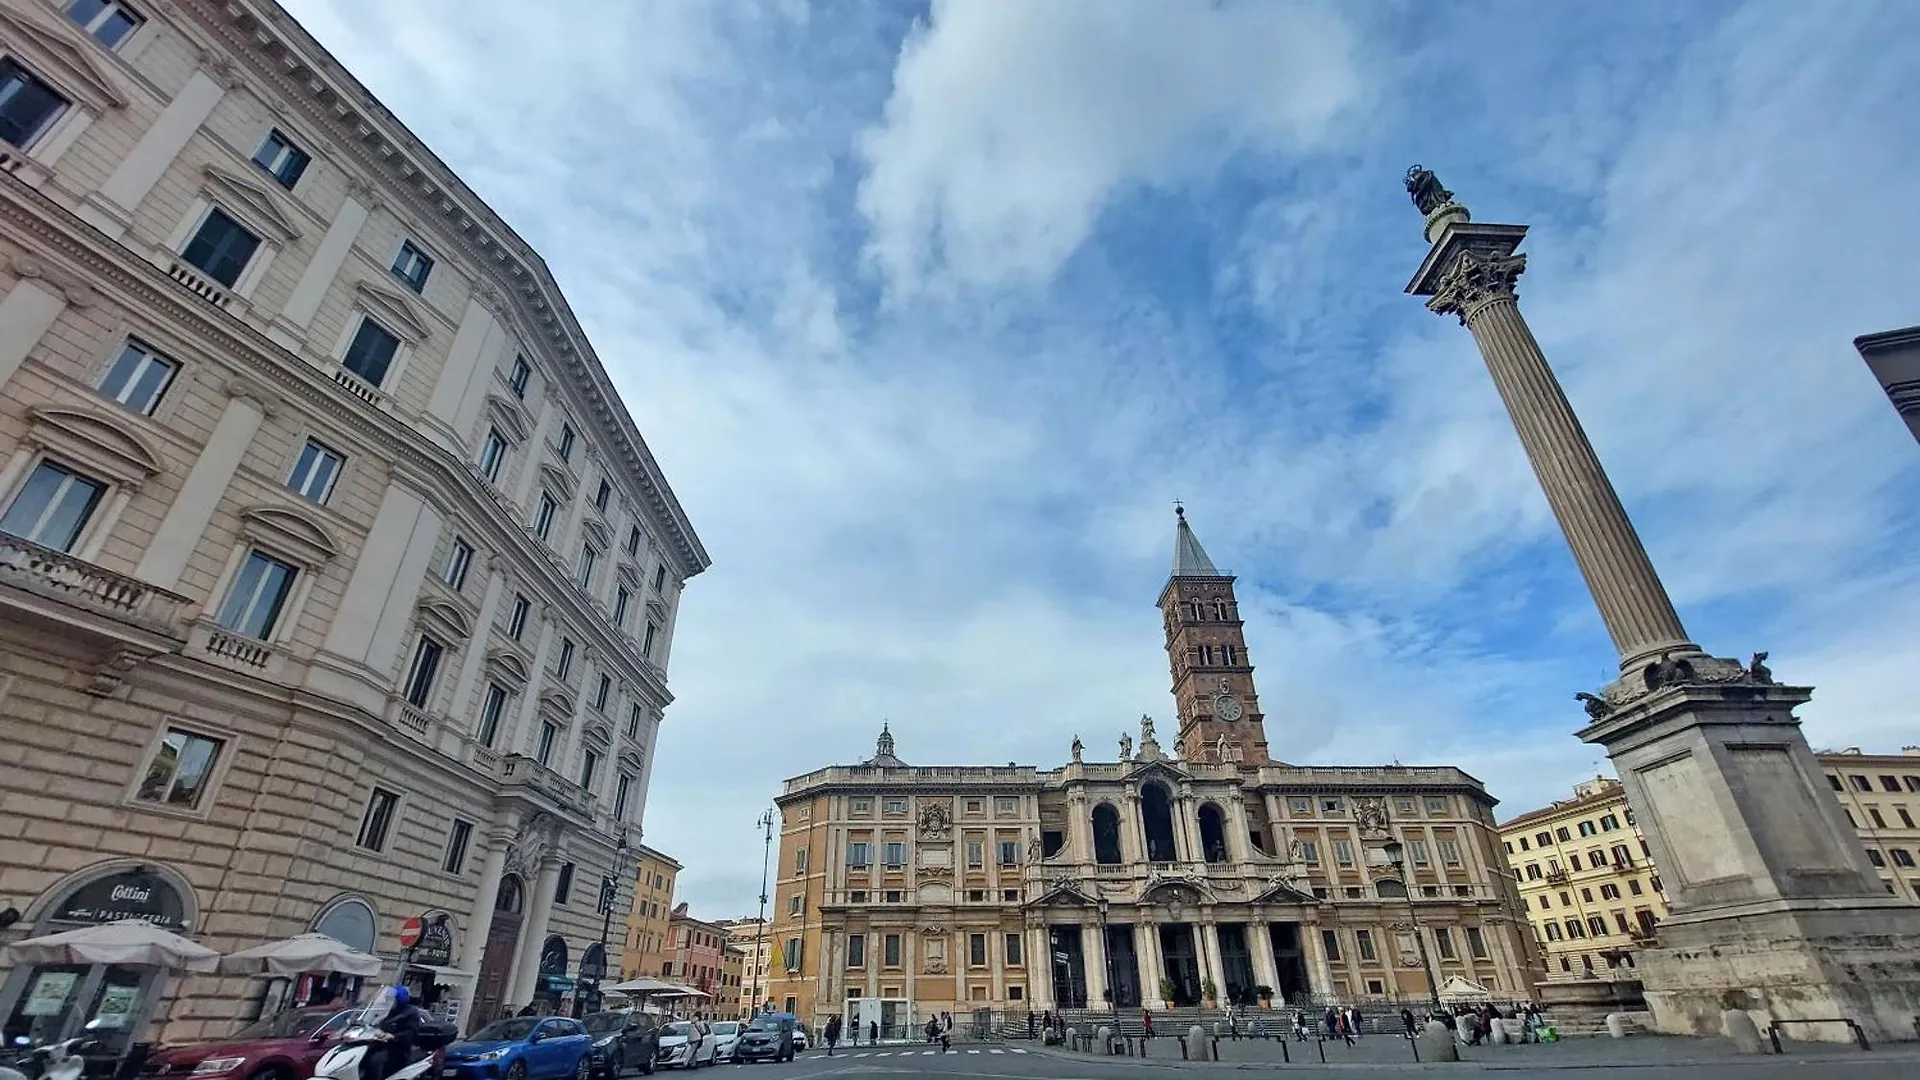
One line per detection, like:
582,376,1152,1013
442,1017,595,1080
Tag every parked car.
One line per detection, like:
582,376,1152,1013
703,1023,740,1064
651,1023,717,1070
441,1016,594,1080
789,1024,809,1053
139,1006,359,1080
729,1016,794,1064
583,1012,657,1078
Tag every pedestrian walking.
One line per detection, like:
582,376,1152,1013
869,1019,879,1045
824,1014,842,1057
1141,1009,1155,1040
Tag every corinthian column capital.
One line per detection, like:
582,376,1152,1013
1427,247,1528,325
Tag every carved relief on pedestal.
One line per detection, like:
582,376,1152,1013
918,804,951,840
1353,797,1391,839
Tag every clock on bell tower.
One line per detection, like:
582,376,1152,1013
1157,505,1272,766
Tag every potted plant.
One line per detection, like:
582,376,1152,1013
1254,985,1274,1009
1159,977,1177,1006
1201,977,1219,1008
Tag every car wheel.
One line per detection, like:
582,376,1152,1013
245,1066,290,1080
640,1055,654,1076
576,1055,594,1080
506,1063,528,1080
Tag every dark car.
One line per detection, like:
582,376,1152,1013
583,1012,657,1078
730,1016,794,1064
139,1006,358,1080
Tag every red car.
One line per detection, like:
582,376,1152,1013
140,1006,360,1080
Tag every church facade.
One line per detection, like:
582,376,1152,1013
764,512,1537,1029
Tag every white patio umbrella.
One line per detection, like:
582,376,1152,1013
7,919,219,972
605,977,681,994
219,933,383,977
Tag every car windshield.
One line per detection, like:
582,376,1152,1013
663,1023,691,1037
583,1014,627,1036
744,1020,780,1033
229,1009,342,1041
710,1023,739,1036
469,1018,540,1043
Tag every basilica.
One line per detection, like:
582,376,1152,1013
764,511,1538,1029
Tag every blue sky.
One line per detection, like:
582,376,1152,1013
280,0,1920,914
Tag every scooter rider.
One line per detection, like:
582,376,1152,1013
376,987,427,1080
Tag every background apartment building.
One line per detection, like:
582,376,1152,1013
619,845,682,981
664,904,732,1005
1499,747,1920,981
0,0,704,1047
715,915,770,1017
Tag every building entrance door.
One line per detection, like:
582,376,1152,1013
1157,924,1200,1006
1266,923,1311,1001
472,876,525,1031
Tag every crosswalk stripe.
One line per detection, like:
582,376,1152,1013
966,1049,980,1054
988,1049,1004,1054
1011,1048,1028,1054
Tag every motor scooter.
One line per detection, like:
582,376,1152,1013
0,1037,90,1080
312,992,457,1080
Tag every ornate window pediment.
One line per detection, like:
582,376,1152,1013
0,4,130,110
539,687,575,718
416,599,472,641
484,394,533,443
645,597,670,623
616,562,641,589
353,281,431,343
618,749,644,772
583,722,612,749
539,462,576,502
25,406,161,488
579,519,611,551
485,648,530,689
201,166,302,243
238,505,339,566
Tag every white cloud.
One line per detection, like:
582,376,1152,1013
856,0,1364,297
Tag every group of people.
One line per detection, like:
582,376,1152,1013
1422,1002,1551,1045
819,1015,881,1055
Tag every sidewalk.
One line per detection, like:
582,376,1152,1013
1032,1032,1920,1070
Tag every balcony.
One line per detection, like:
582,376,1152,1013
0,534,193,648
0,148,49,187
185,618,290,678
166,260,232,309
1545,868,1571,885
393,699,438,740
496,752,596,819
329,364,387,407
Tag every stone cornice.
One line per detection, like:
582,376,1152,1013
180,0,708,580
0,175,674,711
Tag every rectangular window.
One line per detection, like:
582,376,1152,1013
356,787,399,850
1,460,105,552
847,934,866,968
594,673,613,710
556,637,575,679
1434,927,1456,960
996,797,1017,815
1870,807,1887,828
251,128,309,189
968,934,987,967
443,819,473,874
65,0,144,47
653,564,667,592
1555,826,1572,841
507,594,531,639
1354,929,1375,961
1319,929,1341,962
1321,797,1343,813
403,636,443,709
782,937,802,971
1852,775,1871,791
556,863,574,905
851,798,872,814
442,537,474,589
97,340,178,415
478,428,508,483
884,842,907,868
1005,933,1023,965
536,721,557,765
625,703,643,739
626,525,643,557
508,355,531,399
1410,840,1430,865
846,841,871,868
1333,839,1354,867
1439,839,1462,866
595,478,612,511
134,727,223,808
579,749,599,790
793,849,808,873
1587,916,1607,937
477,683,509,747
1466,926,1488,959
392,241,434,293
612,587,631,628
534,493,558,540
1298,840,1319,865
614,772,633,819
342,317,401,387
1425,796,1447,815
558,423,576,463
577,545,597,588
182,208,260,289
0,58,69,148
642,621,658,659
286,439,345,504
1902,807,1916,829
215,550,299,639
1900,850,1920,869
883,933,901,967
998,840,1019,865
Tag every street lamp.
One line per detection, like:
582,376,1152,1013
1095,897,1117,1013
1380,838,1442,1013
748,809,775,1015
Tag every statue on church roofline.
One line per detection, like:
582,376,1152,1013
1120,733,1133,760
1071,735,1083,763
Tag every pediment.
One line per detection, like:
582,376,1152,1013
0,4,130,110
484,394,533,443
616,562,641,589
416,599,472,641
583,722,612,748
238,505,339,566
1026,881,1096,909
539,688,576,718
202,165,302,243
580,518,611,552
353,280,430,343
26,406,161,485
1252,878,1321,905
1128,759,1189,787
645,597,670,624
618,749,644,771
538,462,576,501
485,649,530,688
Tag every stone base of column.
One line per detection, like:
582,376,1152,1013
1638,901,1920,1042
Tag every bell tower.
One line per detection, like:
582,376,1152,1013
1157,506,1271,765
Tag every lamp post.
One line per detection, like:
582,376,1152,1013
748,809,775,1015
591,829,631,1015
1381,839,1442,1012
1095,897,1117,1012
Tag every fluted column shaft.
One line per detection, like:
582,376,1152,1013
1459,294,1692,665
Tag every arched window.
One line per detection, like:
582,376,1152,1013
496,875,525,914
1141,782,1177,862
1091,804,1123,865
1376,878,1408,899
1197,803,1229,863
1187,601,1204,621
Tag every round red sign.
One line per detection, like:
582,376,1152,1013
399,916,423,949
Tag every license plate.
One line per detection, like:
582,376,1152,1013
442,1070,459,1077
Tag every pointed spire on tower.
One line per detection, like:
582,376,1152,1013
1171,503,1222,578
866,721,906,767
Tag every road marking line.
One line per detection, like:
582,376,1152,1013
966,1049,980,1054
988,1049,1004,1054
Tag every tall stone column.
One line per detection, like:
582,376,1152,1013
1404,167,1920,1040
1246,922,1281,1004
1082,920,1108,1010
458,827,512,981
510,855,565,1005
1136,921,1164,1008
1301,924,1335,1000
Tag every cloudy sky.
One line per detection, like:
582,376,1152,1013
279,0,1920,916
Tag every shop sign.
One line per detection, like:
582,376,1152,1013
410,913,455,968
55,870,187,931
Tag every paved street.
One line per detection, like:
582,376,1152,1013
705,1037,1920,1079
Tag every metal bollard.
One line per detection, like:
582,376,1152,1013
1278,1039,1289,1063
1316,1036,1326,1063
